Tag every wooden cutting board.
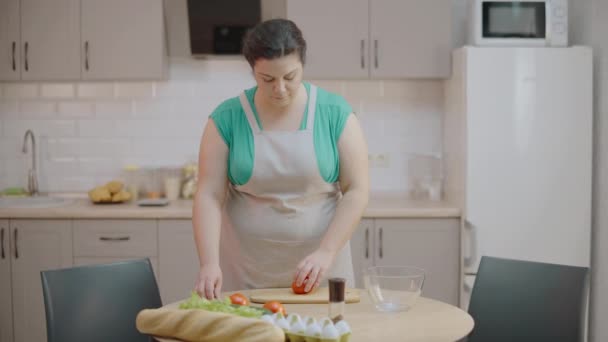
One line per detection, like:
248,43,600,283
248,287,361,304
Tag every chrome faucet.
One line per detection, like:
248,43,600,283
22,129,39,196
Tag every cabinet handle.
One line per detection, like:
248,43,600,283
24,42,28,72
360,39,365,69
14,228,18,259
364,227,369,259
1,228,5,259
463,220,476,268
378,227,383,259
84,41,89,71
11,41,16,71
374,39,378,69
99,236,130,242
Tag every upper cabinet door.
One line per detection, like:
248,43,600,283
20,0,81,81
370,0,451,79
287,0,369,79
0,0,20,81
81,0,166,80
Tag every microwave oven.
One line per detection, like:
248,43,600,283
470,0,568,47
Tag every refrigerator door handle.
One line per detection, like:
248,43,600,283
463,219,477,268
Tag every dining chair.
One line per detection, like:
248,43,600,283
467,256,589,342
41,258,162,342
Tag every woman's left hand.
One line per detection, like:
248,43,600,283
294,248,337,293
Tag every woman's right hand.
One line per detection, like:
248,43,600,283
195,263,223,300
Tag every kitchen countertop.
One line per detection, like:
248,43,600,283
0,193,461,219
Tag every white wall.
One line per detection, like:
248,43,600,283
0,60,444,193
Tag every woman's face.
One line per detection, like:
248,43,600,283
253,53,303,108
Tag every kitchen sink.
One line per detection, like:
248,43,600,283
0,196,74,208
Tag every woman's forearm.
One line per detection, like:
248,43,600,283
320,187,369,254
192,190,224,266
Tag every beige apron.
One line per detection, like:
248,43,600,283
219,85,354,291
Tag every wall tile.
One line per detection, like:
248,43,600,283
78,120,116,137
58,101,95,118
115,82,155,98
77,83,115,99
3,120,76,138
40,83,75,98
95,101,133,118
3,83,39,99
18,101,57,118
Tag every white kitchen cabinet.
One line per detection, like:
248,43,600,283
72,219,159,280
0,220,12,342
159,220,199,304
81,0,167,80
9,219,73,342
287,0,451,79
20,0,81,81
0,0,20,81
350,218,460,305
351,219,374,289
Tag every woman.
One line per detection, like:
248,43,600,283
193,18,369,299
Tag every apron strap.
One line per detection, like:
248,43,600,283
306,85,318,130
239,92,261,134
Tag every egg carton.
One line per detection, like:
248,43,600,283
262,313,351,342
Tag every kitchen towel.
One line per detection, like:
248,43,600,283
136,308,285,342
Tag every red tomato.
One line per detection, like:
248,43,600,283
292,277,312,295
263,301,286,316
229,293,250,306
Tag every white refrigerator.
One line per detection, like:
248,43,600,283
443,46,593,310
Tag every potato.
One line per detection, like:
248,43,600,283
88,186,111,202
105,180,124,194
111,190,132,203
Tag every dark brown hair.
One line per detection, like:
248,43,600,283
242,19,306,67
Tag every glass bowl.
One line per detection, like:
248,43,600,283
363,266,425,312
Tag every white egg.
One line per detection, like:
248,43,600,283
276,317,290,330
287,313,302,325
290,320,307,334
304,316,317,327
321,323,340,339
261,315,275,324
320,317,333,328
305,322,322,337
335,320,352,335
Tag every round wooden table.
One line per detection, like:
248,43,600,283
154,290,474,342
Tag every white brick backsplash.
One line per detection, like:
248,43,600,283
58,102,95,118
77,83,115,99
309,80,345,95
19,101,57,118
155,81,196,98
3,83,39,99
3,120,76,138
115,82,155,98
381,80,421,99
172,99,219,119
78,157,123,177
48,138,132,159
0,59,444,192
114,119,204,138
0,138,20,157
95,101,133,118
134,100,172,118
132,138,198,157
40,83,76,98
344,81,383,98
78,120,116,137
0,100,18,117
